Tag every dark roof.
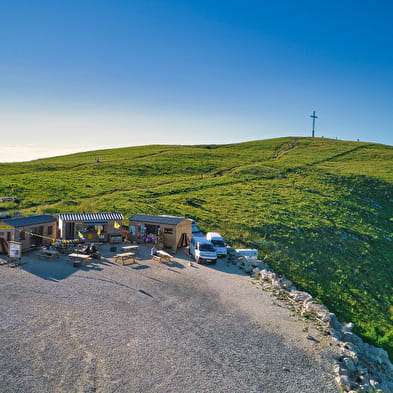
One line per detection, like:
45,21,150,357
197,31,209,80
129,214,189,225
1,214,56,227
57,213,123,221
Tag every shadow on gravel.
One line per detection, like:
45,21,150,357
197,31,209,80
138,289,153,298
167,268,181,274
166,261,186,269
20,256,119,282
174,249,251,278
205,260,250,276
21,259,76,282
132,264,150,270
143,275,164,283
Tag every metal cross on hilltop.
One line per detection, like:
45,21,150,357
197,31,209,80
310,110,318,138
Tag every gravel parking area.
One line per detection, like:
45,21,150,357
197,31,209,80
0,244,339,393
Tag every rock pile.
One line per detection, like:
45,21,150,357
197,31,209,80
233,256,393,392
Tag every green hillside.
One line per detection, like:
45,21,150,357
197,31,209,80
1,137,393,356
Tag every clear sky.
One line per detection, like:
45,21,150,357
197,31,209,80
1,0,392,162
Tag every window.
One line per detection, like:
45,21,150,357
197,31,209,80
211,239,225,247
164,228,173,234
200,243,215,252
47,226,53,236
146,224,160,235
20,231,25,240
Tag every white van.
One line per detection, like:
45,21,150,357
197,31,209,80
189,237,217,264
235,249,258,261
205,232,227,258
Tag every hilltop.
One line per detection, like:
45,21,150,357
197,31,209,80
1,136,393,357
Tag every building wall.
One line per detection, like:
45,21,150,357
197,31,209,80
128,220,171,246
160,224,178,250
58,219,121,241
128,219,192,251
174,219,192,248
0,223,13,245
0,221,57,251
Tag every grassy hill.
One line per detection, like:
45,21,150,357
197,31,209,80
1,136,393,356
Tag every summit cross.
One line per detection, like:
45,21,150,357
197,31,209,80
310,110,318,138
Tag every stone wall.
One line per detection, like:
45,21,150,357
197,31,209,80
232,256,393,393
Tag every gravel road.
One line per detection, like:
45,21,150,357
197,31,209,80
0,245,339,393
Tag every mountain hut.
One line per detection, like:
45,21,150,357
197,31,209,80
57,213,124,243
128,214,192,252
0,214,57,251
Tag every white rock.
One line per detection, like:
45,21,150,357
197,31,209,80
342,322,354,332
369,379,379,389
333,363,341,374
335,375,351,390
343,356,356,373
359,383,373,393
252,268,261,278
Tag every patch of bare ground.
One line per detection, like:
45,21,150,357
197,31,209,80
0,244,339,393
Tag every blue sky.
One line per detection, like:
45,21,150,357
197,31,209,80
1,0,392,161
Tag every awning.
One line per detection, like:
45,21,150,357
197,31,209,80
83,221,108,225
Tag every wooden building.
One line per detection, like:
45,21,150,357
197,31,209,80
57,213,123,243
0,214,57,252
128,214,192,252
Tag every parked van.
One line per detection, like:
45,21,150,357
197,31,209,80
189,236,217,264
205,232,227,258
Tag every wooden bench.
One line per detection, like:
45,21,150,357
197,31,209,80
114,252,136,265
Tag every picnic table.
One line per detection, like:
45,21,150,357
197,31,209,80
37,249,60,259
120,245,138,253
68,253,91,266
114,252,136,265
86,242,103,250
152,250,172,263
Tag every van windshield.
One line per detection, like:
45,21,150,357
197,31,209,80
199,243,215,252
211,240,225,248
